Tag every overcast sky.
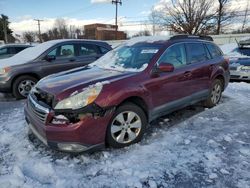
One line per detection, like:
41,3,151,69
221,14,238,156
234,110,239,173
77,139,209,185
0,0,249,36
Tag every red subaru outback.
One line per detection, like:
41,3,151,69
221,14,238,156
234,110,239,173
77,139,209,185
24,35,230,152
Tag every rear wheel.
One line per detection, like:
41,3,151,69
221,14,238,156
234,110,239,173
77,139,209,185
12,75,37,99
204,79,223,108
106,103,147,148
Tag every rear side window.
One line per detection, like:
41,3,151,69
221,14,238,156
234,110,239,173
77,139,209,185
15,47,27,53
186,43,209,64
79,44,100,56
99,46,109,54
206,43,222,58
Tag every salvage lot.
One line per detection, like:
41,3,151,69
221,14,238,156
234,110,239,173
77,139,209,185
0,82,250,188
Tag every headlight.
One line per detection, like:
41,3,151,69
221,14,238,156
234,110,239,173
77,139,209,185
54,85,103,110
240,66,250,72
0,67,10,74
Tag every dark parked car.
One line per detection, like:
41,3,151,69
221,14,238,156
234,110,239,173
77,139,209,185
0,44,32,59
0,39,112,99
24,35,230,153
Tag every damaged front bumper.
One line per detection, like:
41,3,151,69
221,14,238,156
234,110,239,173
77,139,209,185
24,95,115,153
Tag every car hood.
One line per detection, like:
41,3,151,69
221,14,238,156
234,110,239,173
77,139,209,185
36,66,135,100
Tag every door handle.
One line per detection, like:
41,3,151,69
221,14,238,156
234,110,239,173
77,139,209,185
184,71,192,78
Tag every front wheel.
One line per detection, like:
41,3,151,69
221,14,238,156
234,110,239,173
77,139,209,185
204,79,223,108
12,75,38,99
106,103,147,148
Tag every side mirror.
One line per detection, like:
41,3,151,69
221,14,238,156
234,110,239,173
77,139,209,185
158,62,174,72
44,55,56,62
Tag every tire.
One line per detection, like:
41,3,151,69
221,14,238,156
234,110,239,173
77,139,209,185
106,103,147,148
204,79,223,108
12,75,38,99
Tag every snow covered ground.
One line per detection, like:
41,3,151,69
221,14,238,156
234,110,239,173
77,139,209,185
0,82,250,188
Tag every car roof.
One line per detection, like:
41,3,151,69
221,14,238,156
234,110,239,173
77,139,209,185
45,39,110,45
0,44,32,48
126,35,214,46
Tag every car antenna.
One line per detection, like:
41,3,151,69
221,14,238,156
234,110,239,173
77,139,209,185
235,38,240,48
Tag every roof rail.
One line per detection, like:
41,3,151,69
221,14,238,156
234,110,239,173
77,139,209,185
170,35,213,41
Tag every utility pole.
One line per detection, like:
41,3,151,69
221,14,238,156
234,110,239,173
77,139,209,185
2,16,8,43
112,0,122,40
34,19,43,42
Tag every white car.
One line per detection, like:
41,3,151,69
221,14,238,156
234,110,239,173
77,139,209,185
220,40,250,81
229,58,250,81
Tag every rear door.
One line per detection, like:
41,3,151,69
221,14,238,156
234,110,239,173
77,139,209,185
75,43,103,65
184,42,212,96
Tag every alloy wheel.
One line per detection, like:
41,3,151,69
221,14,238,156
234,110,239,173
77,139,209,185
18,80,36,97
111,111,142,144
211,83,222,104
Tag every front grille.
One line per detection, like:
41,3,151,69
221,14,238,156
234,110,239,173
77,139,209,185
28,95,49,124
33,88,54,108
230,66,238,71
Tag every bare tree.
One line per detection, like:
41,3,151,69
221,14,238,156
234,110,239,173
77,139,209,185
23,31,36,43
151,0,215,35
216,0,235,34
54,18,69,39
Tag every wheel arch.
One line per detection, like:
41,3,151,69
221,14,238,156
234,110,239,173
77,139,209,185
118,96,149,122
11,73,40,91
214,74,225,91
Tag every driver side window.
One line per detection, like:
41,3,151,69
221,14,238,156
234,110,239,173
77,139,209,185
47,44,75,59
158,43,187,68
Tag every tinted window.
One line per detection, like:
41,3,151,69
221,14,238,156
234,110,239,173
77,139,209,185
99,46,109,54
48,44,75,58
48,48,57,56
238,48,250,56
186,43,209,63
158,43,187,68
206,43,222,58
79,44,99,56
0,48,7,55
15,47,27,53
59,45,75,57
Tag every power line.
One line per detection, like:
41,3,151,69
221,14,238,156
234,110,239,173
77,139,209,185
34,19,43,43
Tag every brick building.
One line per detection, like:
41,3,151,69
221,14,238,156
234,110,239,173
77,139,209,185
84,23,127,40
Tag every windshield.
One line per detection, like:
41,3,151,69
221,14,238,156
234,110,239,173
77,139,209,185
92,44,161,72
236,48,250,56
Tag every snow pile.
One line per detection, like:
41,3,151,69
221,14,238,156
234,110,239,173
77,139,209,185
220,43,249,58
0,39,70,69
123,36,170,46
0,82,250,187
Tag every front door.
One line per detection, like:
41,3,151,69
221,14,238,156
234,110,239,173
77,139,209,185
40,43,79,76
144,43,194,119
